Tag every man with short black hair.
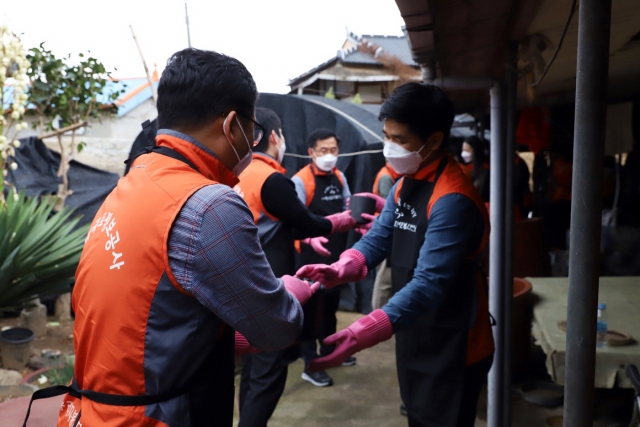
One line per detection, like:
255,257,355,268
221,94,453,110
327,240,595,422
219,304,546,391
53,49,319,427
297,82,494,427
291,129,356,387
234,108,357,426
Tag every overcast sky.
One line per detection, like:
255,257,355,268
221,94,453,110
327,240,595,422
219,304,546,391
4,0,406,93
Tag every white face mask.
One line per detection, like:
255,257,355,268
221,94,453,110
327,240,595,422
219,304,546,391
461,151,473,163
383,141,429,175
314,153,337,172
277,135,286,164
224,116,253,176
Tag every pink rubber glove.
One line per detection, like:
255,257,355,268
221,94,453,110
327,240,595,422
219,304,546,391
295,249,368,289
301,236,331,257
326,210,357,233
281,275,321,305
234,331,259,356
307,309,393,372
354,213,376,236
354,192,386,213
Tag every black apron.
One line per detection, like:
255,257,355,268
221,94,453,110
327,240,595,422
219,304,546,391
22,121,236,427
389,157,478,427
299,170,348,266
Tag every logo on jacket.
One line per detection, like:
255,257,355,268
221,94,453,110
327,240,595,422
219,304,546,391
321,185,342,202
394,197,418,232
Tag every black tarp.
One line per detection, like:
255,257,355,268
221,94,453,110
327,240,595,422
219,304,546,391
126,94,386,193
258,94,385,193
7,137,120,227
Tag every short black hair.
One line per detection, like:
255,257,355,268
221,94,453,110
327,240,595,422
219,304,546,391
157,48,258,131
253,108,282,153
308,128,340,149
379,82,455,143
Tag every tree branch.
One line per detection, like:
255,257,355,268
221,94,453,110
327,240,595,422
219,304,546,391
38,121,87,139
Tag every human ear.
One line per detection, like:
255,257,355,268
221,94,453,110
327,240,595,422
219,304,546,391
223,111,238,144
269,130,278,146
427,131,444,152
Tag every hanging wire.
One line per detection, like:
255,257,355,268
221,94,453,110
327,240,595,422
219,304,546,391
284,148,383,159
527,0,578,87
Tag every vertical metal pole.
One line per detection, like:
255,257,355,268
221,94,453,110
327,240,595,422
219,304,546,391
564,0,611,426
488,80,506,427
185,3,192,48
502,42,518,427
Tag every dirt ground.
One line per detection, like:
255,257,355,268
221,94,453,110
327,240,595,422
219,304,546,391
0,315,74,402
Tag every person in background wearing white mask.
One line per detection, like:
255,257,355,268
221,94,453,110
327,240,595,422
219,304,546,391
234,109,357,427
292,129,356,387
296,83,495,427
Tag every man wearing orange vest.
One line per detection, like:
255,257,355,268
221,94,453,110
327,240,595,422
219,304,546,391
24,49,322,427
297,83,494,427
373,162,402,199
291,129,355,387
234,108,356,426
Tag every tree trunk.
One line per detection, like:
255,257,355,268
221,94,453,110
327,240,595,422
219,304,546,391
55,133,69,210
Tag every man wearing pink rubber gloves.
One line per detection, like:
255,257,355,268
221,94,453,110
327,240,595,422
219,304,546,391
292,129,362,387
296,82,494,427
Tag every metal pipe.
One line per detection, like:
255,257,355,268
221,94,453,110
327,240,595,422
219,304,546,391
488,80,506,427
502,42,518,427
563,0,612,426
185,3,192,48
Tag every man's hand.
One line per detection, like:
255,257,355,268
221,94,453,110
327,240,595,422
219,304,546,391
301,236,331,257
326,210,357,233
281,275,321,306
295,249,368,289
307,309,393,372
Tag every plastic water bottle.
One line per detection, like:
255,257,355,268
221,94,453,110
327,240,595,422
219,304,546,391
596,303,608,348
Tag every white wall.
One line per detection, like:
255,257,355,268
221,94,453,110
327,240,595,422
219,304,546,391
16,99,157,176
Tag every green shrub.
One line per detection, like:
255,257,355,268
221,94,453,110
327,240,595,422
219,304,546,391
0,191,88,311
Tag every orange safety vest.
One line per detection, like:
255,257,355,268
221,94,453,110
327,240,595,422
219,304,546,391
293,163,347,264
393,156,494,367
372,163,402,196
235,153,285,224
293,163,345,207
58,132,238,427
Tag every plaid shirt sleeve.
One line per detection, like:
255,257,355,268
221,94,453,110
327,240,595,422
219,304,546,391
168,184,303,351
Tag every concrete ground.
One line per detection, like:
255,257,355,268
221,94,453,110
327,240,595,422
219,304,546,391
240,311,634,427
259,311,405,427
1,311,633,426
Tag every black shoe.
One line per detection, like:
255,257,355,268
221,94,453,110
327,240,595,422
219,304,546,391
400,403,407,417
301,369,333,387
341,356,357,367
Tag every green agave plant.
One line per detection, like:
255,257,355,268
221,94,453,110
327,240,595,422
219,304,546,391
0,191,88,311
